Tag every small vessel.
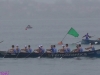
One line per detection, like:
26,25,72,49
81,39,100,45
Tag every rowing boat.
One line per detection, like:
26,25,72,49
81,39,100,45
0,49,100,58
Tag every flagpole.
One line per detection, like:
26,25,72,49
61,33,68,42
61,27,72,42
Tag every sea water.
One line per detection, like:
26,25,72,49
0,18,100,75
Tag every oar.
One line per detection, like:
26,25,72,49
3,50,9,58
25,52,33,58
38,52,45,58
89,35,95,38
60,53,66,59
15,50,20,59
15,53,20,59
38,48,46,58
60,49,67,59
72,41,81,44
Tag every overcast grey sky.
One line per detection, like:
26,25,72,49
34,0,56,3
0,0,100,20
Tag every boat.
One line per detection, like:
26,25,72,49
25,25,32,30
26,25,32,28
0,49,100,58
81,39,100,45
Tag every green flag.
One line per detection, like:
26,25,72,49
67,27,79,37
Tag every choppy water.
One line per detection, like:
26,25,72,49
0,18,100,75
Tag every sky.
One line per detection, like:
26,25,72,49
34,0,57,3
0,0,100,20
